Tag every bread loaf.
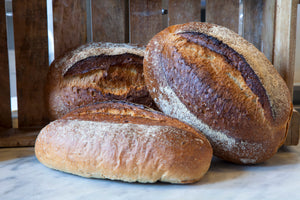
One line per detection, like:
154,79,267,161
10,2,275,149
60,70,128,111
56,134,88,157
143,22,293,164
45,42,158,120
35,101,213,184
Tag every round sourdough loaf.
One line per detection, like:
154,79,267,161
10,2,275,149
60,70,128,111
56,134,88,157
143,22,293,164
35,101,213,184
45,42,158,120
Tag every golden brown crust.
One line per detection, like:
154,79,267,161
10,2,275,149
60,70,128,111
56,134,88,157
143,22,293,164
35,101,213,184
45,42,158,120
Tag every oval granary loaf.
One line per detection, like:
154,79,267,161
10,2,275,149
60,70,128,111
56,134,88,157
45,42,158,120
35,101,213,184
143,22,293,164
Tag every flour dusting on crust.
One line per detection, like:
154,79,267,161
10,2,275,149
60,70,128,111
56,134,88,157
155,84,263,163
44,119,205,149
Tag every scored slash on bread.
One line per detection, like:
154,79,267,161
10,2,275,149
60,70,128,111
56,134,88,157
35,101,213,184
45,42,158,120
143,22,293,164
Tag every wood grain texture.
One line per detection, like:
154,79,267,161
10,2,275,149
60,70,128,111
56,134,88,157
296,4,300,84
53,0,87,58
130,0,163,45
168,0,201,26
273,0,298,99
243,0,263,50
261,0,275,63
206,0,239,33
92,0,128,43
13,0,49,127
0,0,11,128
0,128,39,147
285,109,300,146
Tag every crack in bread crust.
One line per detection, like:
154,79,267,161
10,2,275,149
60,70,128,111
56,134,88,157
64,53,143,77
178,32,273,120
62,101,202,131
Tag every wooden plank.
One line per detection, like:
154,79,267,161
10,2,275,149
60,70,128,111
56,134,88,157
285,109,300,146
243,0,263,50
290,110,299,145
0,128,40,147
206,0,239,33
130,0,163,45
0,0,12,128
168,0,201,26
13,0,49,127
296,4,300,85
53,0,87,58
243,0,277,62
273,0,298,99
92,0,128,43
261,0,276,63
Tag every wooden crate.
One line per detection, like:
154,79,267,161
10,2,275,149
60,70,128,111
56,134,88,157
0,0,299,147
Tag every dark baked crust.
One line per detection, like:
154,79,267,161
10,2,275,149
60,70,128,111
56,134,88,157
143,22,293,164
64,53,143,77
178,32,272,120
45,42,158,120
35,101,213,184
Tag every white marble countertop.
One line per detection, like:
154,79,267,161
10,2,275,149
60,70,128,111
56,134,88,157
1,145,300,200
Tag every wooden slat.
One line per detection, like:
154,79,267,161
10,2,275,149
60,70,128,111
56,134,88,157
0,128,39,147
273,0,298,99
206,0,239,33
243,0,263,50
0,0,11,128
13,0,49,128
53,0,87,58
296,4,300,85
273,0,299,146
285,109,300,146
168,0,201,26
261,0,276,63
130,0,163,45
243,0,277,62
291,109,300,145
92,0,128,43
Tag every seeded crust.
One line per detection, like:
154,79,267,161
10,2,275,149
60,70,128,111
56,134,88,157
45,42,158,120
143,22,293,164
35,101,213,184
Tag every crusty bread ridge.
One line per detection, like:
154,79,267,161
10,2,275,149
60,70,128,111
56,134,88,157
143,22,293,164
45,42,157,120
35,101,213,184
